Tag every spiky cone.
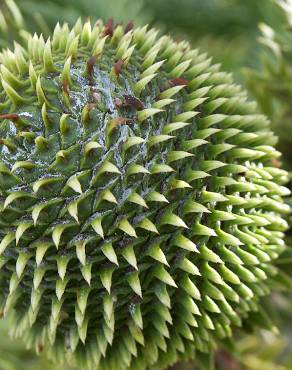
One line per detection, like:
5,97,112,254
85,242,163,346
0,18,290,370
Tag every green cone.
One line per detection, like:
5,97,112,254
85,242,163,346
0,17,290,370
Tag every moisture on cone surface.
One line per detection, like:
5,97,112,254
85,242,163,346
0,18,290,370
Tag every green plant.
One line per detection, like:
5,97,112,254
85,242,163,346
245,0,292,248
0,17,290,370
215,328,292,370
17,0,284,76
142,0,285,78
235,3,292,370
245,8,292,166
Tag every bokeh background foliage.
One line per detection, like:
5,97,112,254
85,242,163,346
13,0,286,77
0,0,292,369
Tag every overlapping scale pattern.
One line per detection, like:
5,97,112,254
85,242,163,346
0,18,290,370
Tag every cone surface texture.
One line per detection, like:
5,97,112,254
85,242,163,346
0,18,290,370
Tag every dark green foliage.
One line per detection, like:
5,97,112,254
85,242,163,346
17,0,148,36
245,20,292,170
243,4,292,370
11,0,285,76
132,0,284,75
245,0,292,249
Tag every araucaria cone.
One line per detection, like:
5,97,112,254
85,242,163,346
0,17,290,370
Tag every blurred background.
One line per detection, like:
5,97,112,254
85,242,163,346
0,0,292,369
9,0,286,80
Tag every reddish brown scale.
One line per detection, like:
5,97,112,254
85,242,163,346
62,79,69,96
37,342,44,353
103,18,114,37
86,55,99,80
114,59,125,76
0,113,20,122
125,21,134,34
156,78,188,101
115,117,129,125
169,78,189,87
124,95,144,110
